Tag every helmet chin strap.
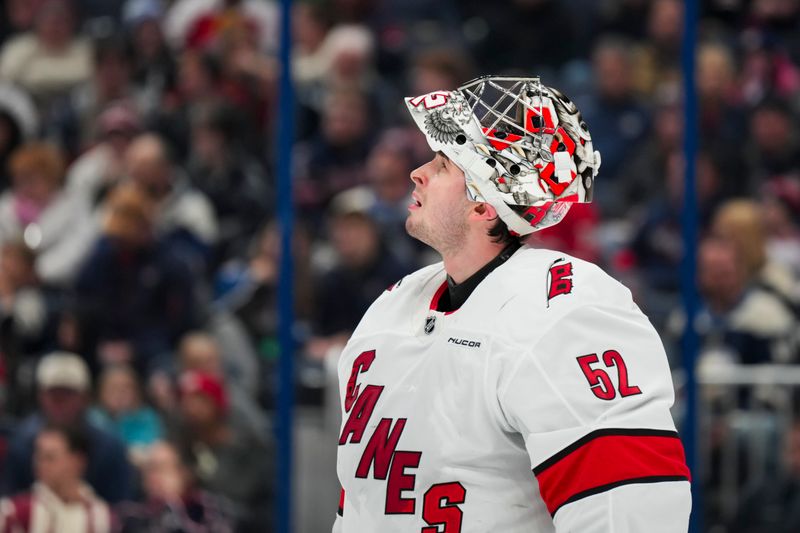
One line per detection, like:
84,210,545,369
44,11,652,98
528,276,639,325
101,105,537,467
445,147,537,236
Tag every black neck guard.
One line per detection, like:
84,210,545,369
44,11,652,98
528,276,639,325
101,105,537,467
435,240,522,313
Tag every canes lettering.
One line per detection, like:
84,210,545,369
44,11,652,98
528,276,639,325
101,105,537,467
340,350,466,530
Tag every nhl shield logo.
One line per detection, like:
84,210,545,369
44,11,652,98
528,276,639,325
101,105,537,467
424,316,436,335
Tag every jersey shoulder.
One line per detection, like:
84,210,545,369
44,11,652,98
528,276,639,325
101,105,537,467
486,246,639,345
504,246,633,305
383,261,444,295
350,261,445,338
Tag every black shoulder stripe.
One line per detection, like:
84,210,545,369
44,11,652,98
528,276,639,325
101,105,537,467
533,428,680,475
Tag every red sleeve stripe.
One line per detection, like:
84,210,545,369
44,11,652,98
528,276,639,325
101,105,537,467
533,428,691,516
338,489,345,517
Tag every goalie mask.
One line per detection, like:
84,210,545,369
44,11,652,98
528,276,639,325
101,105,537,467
405,76,601,236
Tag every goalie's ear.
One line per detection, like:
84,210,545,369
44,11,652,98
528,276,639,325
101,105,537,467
470,202,498,223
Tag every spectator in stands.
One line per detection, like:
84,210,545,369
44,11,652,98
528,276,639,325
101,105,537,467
0,414,10,488
151,49,221,160
1,352,134,503
688,236,798,366
0,142,96,285
577,36,650,213
66,101,142,208
151,331,266,437
52,34,139,157
89,364,163,463
0,0,92,116
175,0,278,54
0,241,61,413
630,149,730,335
291,1,333,140
632,0,683,95
294,88,373,217
0,242,49,350
0,425,113,533
214,21,275,145
712,199,799,306
74,183,197,375
615,91,682,217
0,0,92,112
0,84,38,193
762,178,800,279
124,133,218,272
739,30,800,106
359,132,422,261
115,440,234,532
732,419,800,532
0,355,14,474
171,370,273,533
697,42,747,163
316,24,397,123
178,332,262,423
746,98,800,187
212,220,315,377
292,18,404,136
292,0,332,84
0,0,45,43
307,190,414,359
631,150,724,295
396,51,474,167
123,0,176,114
187,102,271,263
324,131,420,264
748,0,800,64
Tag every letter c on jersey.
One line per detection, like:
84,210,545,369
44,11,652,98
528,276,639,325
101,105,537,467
340,350,384,445
345,350,376,412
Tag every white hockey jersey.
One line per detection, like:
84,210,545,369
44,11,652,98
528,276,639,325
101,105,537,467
333,246,691,532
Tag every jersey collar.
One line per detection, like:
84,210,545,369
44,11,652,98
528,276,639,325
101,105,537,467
431,240,522,313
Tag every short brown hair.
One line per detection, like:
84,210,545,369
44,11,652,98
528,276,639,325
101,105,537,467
9,142,66,188
487,207,525,246
103,183,155,240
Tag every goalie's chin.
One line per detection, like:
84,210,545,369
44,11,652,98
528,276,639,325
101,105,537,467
405,216,427,245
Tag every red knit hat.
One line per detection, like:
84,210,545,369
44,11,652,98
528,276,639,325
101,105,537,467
179,371,228,414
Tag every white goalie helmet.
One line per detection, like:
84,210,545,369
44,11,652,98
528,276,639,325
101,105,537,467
405,76,601,236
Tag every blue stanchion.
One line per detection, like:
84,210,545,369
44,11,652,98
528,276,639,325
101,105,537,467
275,0,295,532
680,0,701,531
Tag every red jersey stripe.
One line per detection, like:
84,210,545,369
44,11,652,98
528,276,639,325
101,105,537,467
428,280,459,315
429,281,448,310
534,430,691,516
338,488,345,516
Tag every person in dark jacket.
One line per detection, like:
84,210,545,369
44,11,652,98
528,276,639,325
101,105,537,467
0,352,134,504
115,440,235,533
73,183,197,375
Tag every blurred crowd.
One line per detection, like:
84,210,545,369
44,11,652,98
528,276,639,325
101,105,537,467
0,0,795,531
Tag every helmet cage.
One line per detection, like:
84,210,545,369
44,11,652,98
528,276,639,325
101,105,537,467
405,76,601,235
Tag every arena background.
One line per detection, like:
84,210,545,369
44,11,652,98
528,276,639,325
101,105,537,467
0,0,798,532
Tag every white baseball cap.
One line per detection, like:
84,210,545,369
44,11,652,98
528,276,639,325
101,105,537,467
36,352,91,392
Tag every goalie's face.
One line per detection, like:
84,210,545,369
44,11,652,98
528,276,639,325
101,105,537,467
406,152,472,254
